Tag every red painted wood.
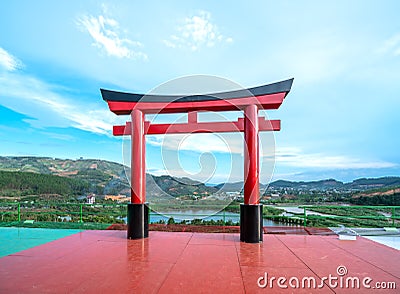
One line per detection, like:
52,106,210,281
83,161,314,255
142,125,146,199
106,92,286,115
113,118,280,136
188,111,198,123
130,109,145,204
244,105,259,205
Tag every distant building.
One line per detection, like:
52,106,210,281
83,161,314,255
87,194,96,204
58,216,72,222
104,195,130,203
262,193,280,201
89,163,98,169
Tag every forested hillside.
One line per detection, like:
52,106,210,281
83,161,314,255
351,188,400,205
0,170,90,196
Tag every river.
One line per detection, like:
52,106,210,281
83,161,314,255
149,209,287,226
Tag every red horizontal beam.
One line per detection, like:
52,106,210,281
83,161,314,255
107,92,286,115
113,118,280,136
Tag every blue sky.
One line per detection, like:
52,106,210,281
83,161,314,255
1,0,400,183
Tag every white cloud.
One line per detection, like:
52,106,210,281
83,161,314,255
147,133,244,154
378,33,400,56
145,124,395,172
163,10,233,51
76,10,147,60
274,147,396,169
176,133,232,153
146,136,163,147
275,34,350,85
0,60,124,135
0,47,23,71
39,131,76,141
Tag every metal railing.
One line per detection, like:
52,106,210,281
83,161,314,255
0,202,126,225
1,202,399,228
0,202,240,227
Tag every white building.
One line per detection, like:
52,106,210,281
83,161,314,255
87,194,95,204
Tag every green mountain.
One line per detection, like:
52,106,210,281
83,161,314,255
1,156,399,202
0,156,217,199
350,187,400,205
0,170,90,198
217,177,400,192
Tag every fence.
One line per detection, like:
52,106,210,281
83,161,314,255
0,202,126,229
0,202,399,229
0,202,239,228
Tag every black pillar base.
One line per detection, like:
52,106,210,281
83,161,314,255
127,203,149,239
240,204,263,243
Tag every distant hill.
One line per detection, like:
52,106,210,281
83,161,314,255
350,187,400,205
215,181,244,192
1,156,400,199
216,177,400,192
0,170,90,197
347,177,400,190
0,156,217,199
216,179,345,192
0,156,127,195
269,179,344,190
269,177,400,191
147,175,217,198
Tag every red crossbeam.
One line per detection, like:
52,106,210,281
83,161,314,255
106,93,286,115
113,118,280,136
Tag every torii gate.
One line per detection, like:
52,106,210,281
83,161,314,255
101,78,293,243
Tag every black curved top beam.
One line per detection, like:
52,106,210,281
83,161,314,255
101,78,293,103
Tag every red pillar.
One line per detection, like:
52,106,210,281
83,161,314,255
244,104,259,204
241,104,263,243
130,109,145,204
142,119,146,199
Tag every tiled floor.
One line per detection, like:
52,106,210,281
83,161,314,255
0,230,398,293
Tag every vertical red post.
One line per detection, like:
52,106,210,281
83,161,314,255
131,109,145,204
188,111,198,124
142,122,146,199
244,104,259,204
241,104,263,243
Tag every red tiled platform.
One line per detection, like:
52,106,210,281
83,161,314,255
263,226,335,235
0,231,398,293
